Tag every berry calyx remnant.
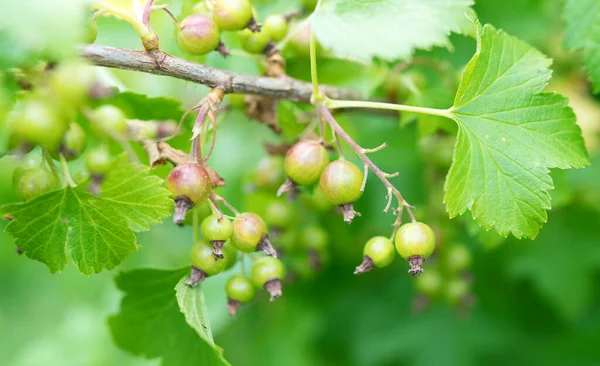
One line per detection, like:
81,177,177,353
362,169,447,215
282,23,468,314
251,256,285,301
201,214,234,258
231,212,277,257
319,159,363,223
394,222,436,276
166,163,212,225
278,140,329,197
177,14,226,56
14,167,58,201
354,236,395,275
225,274,255,316
186,242,228,287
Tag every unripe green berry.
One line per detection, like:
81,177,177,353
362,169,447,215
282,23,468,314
51,123,87,161
299,224,328,252
186,241,229,287
364,236,395,267
213,0,253,31
178,14,221,55
445,244,471,273
301,185,333,212
201,214,234,258
226,274,255,303
239,29,270,54
231,212,276,256
251,256,285,301
263,15,288,42
445,277,469,305
10,98,66,151
264,199,295,229
201,214,234,242
15,167,58,201
354,236,394,274
49,61,95,109
319,159,363,205
394,222,436,276
319,159,363,223
284,140,329,186
12,157,39,188
166,163,213,225
415,269,443,297
85,146,112,174
255,156,285,190
90,105,127,139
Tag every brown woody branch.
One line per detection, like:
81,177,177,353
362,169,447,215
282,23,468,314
80,44,361,104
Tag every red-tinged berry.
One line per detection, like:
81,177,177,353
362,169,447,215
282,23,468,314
263,15,288,42
225,274,255,316
278,140,329,197
251,256,285,301
354,236,395,275
319,159,363,223
394,222,436,276
255,156,285,190
201,214,234,258
231,212,277,256
90,105,127,139
239,28,271,54
51,123,87,161
14,167,58,201
178,15,226,56
264,199,295,230
166,163,212,225
213,0,254,31
186,242,228,287
10,98,67,151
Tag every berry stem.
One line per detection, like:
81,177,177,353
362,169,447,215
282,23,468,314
162,8,182,29
43,149,61,179
59,153,77,188
317,103,415,231
323,99,453,119
310,31,320,101
207,197,224,220
211,192,240,216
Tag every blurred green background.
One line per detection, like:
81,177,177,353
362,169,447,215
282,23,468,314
1,0,600,365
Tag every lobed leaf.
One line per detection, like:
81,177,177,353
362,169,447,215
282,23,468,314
445,23,589,239
1,155,172,274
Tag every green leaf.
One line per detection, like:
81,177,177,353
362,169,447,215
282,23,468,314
445,24,589,239
311,0,475,62
109,268,230,366
0,155,172,274
564,0,600,93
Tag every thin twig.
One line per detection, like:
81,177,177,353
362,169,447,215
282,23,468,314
211,192,240,216
317,103,416,232
80,44,360,104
